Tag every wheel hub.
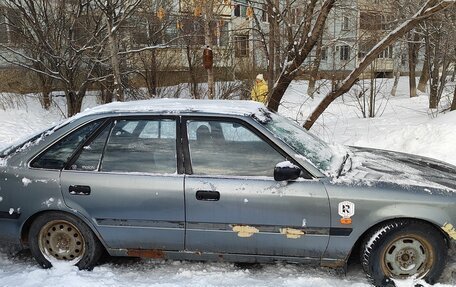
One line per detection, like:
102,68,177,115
382,236,432,278
38,220,85,262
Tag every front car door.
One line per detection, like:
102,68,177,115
183,116,330,259
59,116,185,252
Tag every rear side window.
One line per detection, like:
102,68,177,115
31,120,103,170
70,123,112,171
101,119,177,174
68,119,177,174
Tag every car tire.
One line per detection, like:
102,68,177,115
28,212,103,270
360,220,447,287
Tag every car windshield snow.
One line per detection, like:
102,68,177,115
259,111,336,172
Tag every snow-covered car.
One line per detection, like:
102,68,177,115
0,99,455,286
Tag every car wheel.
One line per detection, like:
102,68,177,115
28,212,103,270
361,220,447,286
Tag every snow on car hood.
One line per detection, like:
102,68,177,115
334,146,456,192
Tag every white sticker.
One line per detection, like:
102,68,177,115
338,201,355,218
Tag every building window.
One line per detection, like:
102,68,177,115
341,15,349,31
381,15,393,30
290,8,302,25
339,45,350,61
235,35,249,57
234,0,246,17
401,54,407,65
378,46,393,59
360,12,382,30
321,47,328,61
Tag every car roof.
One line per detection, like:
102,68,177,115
80,99,265,117
54,99,268,132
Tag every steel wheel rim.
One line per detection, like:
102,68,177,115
381,234,434,279
38,220,86,263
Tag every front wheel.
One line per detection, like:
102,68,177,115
361,220,447,286
28,212,103,270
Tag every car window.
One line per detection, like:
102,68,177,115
101,119,177,174
69,123,112,171
187,120,285,177
31,120,103,170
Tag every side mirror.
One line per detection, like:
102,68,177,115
274,161,301,181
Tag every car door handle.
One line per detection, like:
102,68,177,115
69,185,91,195
196,190,220,201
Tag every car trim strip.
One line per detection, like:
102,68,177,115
96,218,185,229
95,219,352,237
187,222,352,236
0,211,21,220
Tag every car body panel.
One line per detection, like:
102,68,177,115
185,176,330,258
60,171,185,250
322,180,455,261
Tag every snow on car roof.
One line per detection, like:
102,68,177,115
81,98,265,116
53,99,268,131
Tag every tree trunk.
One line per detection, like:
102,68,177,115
66,91,83,117
41,91,51,110
451,84,456,111
100,81,113,104
408,31,420,98
429,33,441,109
307,36,323,97
418,40,430,92
36,71,53,110
436,39,451,107
204,3,215,99
186,46,199,99
105,3,124,102
267,2,275,103
391,71,401,97
148,50,158,97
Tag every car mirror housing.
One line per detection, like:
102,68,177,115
274,161,301,181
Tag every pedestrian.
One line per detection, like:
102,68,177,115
251,74,268,104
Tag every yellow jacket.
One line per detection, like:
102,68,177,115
251,80,268,104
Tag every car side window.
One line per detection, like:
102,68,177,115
187,120,286,177
69,123,112,171
31,120,103,170
100,119,177,174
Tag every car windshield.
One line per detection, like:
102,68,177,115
258,111,336,172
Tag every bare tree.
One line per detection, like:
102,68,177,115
0,0,107,116
303,0,455,130
93,0,143,102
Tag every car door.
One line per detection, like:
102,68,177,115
60,117,185,251
183,117,330,259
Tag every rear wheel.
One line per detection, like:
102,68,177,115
361,220,447,286
28,212,103,270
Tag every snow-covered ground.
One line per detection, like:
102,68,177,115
0,77,455,286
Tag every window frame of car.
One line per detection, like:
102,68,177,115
28,115,184,175
28,117,110,171
181,115,314,180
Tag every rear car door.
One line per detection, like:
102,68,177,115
59,117,185,251
183,117,330,259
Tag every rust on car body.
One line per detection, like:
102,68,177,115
127,249,165,258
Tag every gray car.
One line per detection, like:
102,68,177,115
0,99,455,286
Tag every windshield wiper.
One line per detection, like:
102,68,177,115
337,153,350,178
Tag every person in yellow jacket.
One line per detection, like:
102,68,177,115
251,74,268,104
